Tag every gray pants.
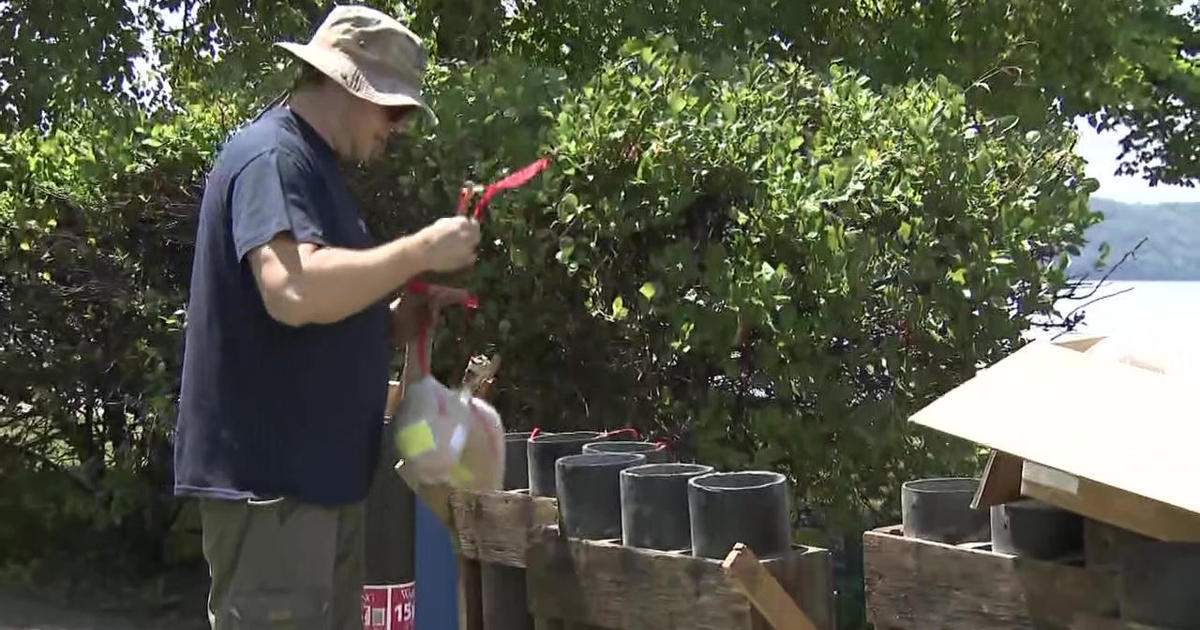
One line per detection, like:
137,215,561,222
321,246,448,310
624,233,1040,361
200,497,365,630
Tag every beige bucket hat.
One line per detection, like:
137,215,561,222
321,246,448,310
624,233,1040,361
276,5,437,124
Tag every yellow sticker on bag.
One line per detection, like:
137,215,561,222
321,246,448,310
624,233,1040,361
450,464,474,485
396,421,436,456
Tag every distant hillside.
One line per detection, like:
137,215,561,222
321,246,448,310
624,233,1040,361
1068,198,1200,281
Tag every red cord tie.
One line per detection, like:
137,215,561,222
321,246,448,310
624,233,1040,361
405,157,551,382
602,427,640,440
469,158,551,220
407,281,476,377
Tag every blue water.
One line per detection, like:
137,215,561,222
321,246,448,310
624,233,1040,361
1031,281,1200,340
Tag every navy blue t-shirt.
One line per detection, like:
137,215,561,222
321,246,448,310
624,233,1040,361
174,106,390,506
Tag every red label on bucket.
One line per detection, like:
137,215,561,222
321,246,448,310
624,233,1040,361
362,582,415,630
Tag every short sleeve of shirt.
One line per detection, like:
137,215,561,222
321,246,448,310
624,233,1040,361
230,148,328,261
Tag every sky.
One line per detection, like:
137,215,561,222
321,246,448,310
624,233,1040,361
1075,121,1199,204
1077,0,1199,205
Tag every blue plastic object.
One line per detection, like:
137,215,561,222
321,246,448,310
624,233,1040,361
414,499,458,630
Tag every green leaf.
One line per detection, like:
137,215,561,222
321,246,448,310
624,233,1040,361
559,192,580,214
668,92,688,113
639,282,657,300
898,221,912,243
612,295,629,320
825,226,841,254
556,236,576,264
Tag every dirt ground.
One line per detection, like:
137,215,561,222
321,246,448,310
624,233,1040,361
0,592,191,630
0,564,209,630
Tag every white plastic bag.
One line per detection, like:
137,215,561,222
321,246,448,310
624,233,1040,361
392,158,551,492
393,313,505,491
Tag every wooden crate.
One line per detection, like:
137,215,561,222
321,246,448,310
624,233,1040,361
449,488,558,567
525,526,836,630
864,525,1125,629
448,488,558,630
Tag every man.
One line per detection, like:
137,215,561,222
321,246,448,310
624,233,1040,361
173,6,476,629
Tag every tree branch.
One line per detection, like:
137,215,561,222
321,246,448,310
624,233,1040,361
1057,236,1149,302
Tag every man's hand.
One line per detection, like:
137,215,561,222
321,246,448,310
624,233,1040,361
390,284,474,347
417,217,481,273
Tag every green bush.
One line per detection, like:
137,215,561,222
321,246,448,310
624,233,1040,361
0,103,241,566
384,38,1099,532
0,39,1098,570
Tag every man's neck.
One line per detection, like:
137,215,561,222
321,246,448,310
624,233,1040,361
286,88,343,156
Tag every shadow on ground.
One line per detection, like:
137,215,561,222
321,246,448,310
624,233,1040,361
0,563,209,630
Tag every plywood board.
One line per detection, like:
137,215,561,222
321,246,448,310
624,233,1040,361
909,341,1200,518
1021,462,1200,542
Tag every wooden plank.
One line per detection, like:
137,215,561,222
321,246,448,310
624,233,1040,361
722,543,819,630
526,528,751,630
972,450,1024,510
864,526,1118,630
458,556,483,630
462,354,502,398
526,527,834,630
1022,461,1200,542
750,545,835,630
450,488,558,567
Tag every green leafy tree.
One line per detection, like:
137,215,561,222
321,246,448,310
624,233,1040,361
0,2,1162,611
361,43,1099,625
382,39,1099,528
500,0,1199,186
4,0,1194,184
0,102,244,566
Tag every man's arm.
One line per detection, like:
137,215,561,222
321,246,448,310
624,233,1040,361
231,148,480,326
248,217,479,327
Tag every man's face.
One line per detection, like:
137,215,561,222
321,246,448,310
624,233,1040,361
345,96,412,162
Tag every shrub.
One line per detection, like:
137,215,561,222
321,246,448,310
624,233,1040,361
0,38,1098,568
383,38,1099,532
0,103,240,566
